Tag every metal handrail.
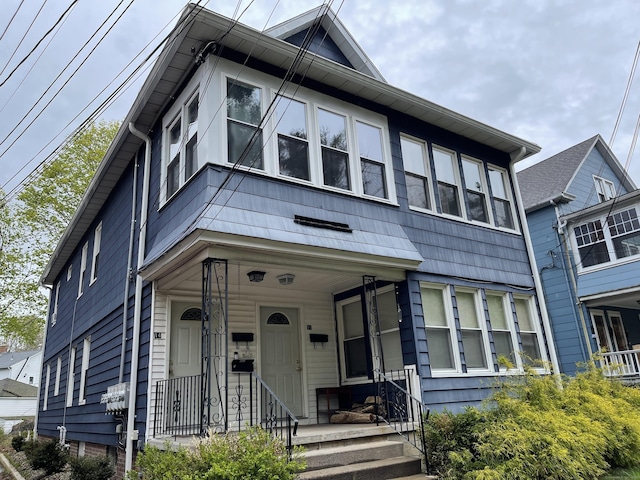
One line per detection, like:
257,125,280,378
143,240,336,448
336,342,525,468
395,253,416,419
246,372,299,457
374,368,430,473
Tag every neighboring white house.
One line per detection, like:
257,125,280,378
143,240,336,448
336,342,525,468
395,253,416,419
0,350,42,387
0,378,38,433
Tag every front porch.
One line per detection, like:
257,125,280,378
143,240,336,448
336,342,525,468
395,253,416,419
600,349,640,383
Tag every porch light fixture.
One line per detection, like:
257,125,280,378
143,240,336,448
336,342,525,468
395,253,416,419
277,273,295,285
247,271,265,282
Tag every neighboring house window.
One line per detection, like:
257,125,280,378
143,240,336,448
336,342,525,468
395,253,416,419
400,135,432,210
90,222,102,284
486,291,518,367
79,337,91,405
357,121,387,199
78,242,88,297
433,146,463,217
462,157,490,224
227,79,263,169
422,284,457,371
319,108,350,190
594,175,615,202
51,282,60,326
276,96,310,181
513,296,543,364
574,220,610,267
43,364,50,411
608,207,640,258
165,92,199,199
455,288,491,371
54,357,61,396
67,346,76,407
488,166,516,230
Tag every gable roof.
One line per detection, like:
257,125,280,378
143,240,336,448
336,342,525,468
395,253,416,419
0,378,38,398
517,134,636,212
264,6,386,82
0,350,40,370
42,4,541,286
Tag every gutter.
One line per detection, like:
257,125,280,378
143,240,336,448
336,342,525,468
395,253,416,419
510,147,561,376
125,123,152,474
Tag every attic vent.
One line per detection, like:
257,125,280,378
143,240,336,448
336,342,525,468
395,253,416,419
294,215,352,232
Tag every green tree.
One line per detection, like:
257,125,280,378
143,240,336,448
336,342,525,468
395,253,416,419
0,120,120,348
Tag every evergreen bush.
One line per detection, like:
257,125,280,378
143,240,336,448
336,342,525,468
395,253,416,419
11,435,25,452
68,454,115,480
25,439,68,476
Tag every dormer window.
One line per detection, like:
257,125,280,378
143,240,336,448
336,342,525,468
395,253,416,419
594,175,615,202
164,90,199,200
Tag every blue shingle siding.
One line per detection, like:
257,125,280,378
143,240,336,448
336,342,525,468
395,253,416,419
421,376,496,413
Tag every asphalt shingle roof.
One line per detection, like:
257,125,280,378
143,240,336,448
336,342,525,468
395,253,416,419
518,135,598,211
0,378,38,397
0,350,40,369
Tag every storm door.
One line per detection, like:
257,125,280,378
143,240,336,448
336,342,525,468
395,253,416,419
260,306,303,416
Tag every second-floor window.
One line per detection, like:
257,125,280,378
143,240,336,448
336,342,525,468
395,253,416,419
462,157,490,223
165,90,199,200
90,222,102,284
401,136,432,210
433,146,463,217
227,79,263,169
276,96,309,181
488,166,515,230
51,282,60,326
78,242,88,297
609,208,640,258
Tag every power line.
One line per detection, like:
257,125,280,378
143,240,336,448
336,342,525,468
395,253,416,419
0,0,25,43
0,0,80,88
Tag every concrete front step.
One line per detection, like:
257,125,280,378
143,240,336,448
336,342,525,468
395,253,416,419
303,439,405,470
297,455,422,480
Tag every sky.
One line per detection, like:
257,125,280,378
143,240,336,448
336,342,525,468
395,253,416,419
1,0,639,198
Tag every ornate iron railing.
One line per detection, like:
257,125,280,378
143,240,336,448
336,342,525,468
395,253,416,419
374,368,430,473
154,374,202,437
601,350,640,378
154,372,298,456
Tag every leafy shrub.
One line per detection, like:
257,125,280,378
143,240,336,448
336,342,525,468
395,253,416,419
11,435,25,452
25,439,68,476
130,426,305,480
423,363,640,479
68,455,115,480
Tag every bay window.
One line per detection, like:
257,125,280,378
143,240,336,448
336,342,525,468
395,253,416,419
165,92,199,199
227,79,263,169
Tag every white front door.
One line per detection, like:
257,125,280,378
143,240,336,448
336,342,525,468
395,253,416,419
260,306,303,417
169,302,202,378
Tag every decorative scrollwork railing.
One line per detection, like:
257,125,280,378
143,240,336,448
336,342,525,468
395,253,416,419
154,374,202,437
374,368,429,473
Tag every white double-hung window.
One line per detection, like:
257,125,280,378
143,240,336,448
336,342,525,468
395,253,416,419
422,284,458,372
488,166,516,230
165,91,199,200
433,146,464,217
276,96,310,181
357,121,387,199
227,79,263,169
455,288,491,371
401,136,433,210
462,157,490,224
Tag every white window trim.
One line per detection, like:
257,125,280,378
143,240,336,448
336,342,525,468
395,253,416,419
51,282,60,326
54,357,61,396
90,222,102,284
594,175,616,202
79,337,91,405
43,364,50,411
160,71,202,206
488,164,519,232
66,347,76,407
455,287,493,373
421,282,462,376
78,242,88,297
512,294,548,371
400,134,435,212
67,265,72,281
461,155,494,226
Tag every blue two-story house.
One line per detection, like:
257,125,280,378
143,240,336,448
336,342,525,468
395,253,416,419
36,4,557,478
518,135,640,378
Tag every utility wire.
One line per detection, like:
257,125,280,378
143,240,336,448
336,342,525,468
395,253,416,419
610,41,640,148
0,0,25,43
0,0,80,88
0,0,48,79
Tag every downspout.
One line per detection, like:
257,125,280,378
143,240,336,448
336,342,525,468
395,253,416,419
552,202,593,360
119,145,139,383
510,147,561,376
126,123,151,474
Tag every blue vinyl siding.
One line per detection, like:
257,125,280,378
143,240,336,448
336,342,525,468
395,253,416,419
578,260,640,298
38,154,150,446
565,147,629,213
